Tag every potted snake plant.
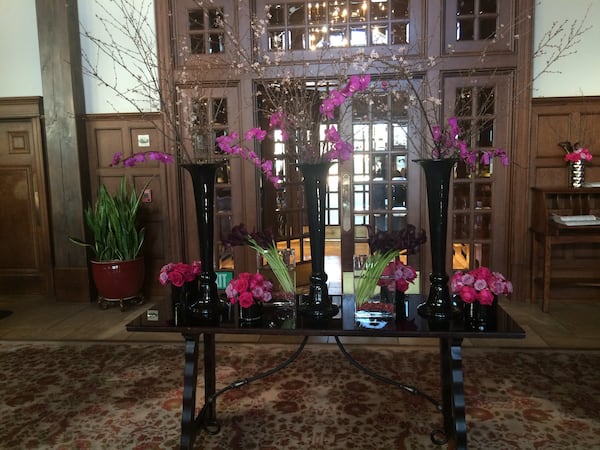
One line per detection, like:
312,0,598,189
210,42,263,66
70,177,146,309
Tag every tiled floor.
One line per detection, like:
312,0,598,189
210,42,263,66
1,294,598,349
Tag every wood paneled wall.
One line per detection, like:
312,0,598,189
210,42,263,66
531,97,600,188
85,113,173,298
529,96,600,300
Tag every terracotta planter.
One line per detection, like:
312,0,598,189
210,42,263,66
91,257,145,300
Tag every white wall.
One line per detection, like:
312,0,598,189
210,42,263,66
0,1,597,107
533,0,599,97
0,0,42,97
78,0,158,113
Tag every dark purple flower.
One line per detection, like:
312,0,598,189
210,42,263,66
367,224,427,255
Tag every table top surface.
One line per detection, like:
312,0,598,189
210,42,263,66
126,294,526,339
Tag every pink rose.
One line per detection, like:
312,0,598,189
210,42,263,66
396,278,409,292
238,291,255,309
478,289,495,305
168,271,185,287
459,286,478,303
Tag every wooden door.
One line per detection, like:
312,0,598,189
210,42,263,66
0,98,53,295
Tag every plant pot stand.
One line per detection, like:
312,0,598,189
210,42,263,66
98,293,144,312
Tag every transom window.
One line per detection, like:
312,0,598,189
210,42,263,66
188,8,225,54
455,0,498,41
266,0,410,50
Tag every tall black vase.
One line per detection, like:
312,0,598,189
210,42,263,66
416,159,461,320
182,163,222,326
298,162,339,320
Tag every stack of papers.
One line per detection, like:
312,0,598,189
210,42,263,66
552,214,600,226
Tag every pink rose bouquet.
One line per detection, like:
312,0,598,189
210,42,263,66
158,261,201,287
379,261,417,293
225,272,273,309
450,267,512,305
559,141,593,163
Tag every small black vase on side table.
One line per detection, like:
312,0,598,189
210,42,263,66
416,159,461,321
182,163,224,326
298,162,339,321
171,281,198,326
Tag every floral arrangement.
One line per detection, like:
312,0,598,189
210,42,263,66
559,141,593,163
429,117,509,170
225,272,273,309
355,224,426,306
379,260,418,293
111,150,174,167
223,224,295,295
158,261,202,287
216,74,371,168
450,267,512,305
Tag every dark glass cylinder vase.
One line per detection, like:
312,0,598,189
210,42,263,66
464,296,498,331
171,280,198,326
416,159,461,320
298,162,339,320
182,163,223,326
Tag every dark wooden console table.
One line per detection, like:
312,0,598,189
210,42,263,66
127,294,525,450
530,187,600,312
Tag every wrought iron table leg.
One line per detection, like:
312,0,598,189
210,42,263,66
202,333,217,421
180,333,217,450
180,334,199,450
439,337,467,450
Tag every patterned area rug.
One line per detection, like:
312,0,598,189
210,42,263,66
0,341,599,450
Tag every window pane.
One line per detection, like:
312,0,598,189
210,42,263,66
350,0,368,21
189,11,204,30
213,98,227,124
391,0,409,19
290,29,306,49
456,19,474,41
391,23,408,44
350,25,368,46
269,30,285,50
457,0,475,15
480,0,497,14
453,214,471,239
208,33,223,54
330,27,347,47
370,0,390,21
190,35,205,54
480,18,497,39
289,3,306,25
477,119,493,147
392,124,408,148
208,9,223,29
372,25,389,45
372,124,389,150
455,87,473,116
308,2,326,23
478,87,495,115
269,5,285,25
475,183,492,209
372,94,388,120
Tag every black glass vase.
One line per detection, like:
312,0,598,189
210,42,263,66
171,280,198,326
416,159,461,320
298,162,339,320
464,296,498,331
182,163,223,326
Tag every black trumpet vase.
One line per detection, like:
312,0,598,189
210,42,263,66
298,162,339,320
416,159,461,320
182,163,223,326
